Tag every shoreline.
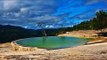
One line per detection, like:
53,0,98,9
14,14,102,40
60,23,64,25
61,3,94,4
59,30,107,44
1,42,107,60
0,30,107,60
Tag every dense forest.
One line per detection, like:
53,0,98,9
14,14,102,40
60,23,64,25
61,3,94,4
70,11,107,30
0,25,66,43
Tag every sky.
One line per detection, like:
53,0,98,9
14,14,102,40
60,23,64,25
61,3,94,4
0,0,107,29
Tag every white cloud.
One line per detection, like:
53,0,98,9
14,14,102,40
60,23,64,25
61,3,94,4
3,0,19,10
0,0,61,27
85,0,99,5
35,15,60,22
0,0,107,28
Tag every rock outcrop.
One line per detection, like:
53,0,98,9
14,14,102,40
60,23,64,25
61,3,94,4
11,41,45,51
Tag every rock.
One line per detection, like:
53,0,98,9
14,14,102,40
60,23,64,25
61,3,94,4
11,41,45,51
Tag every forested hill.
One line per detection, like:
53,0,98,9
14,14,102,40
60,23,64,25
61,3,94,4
0,25,66,43
70,11,107,30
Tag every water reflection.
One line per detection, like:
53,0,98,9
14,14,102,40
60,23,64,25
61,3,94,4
42,37,47,45
16,36,90,49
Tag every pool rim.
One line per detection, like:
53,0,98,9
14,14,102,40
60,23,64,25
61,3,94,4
11,36,90,51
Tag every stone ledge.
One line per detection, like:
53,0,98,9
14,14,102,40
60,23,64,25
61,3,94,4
11,41,45,51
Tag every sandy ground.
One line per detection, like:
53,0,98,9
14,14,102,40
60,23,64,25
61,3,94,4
0,30,107,60
58,30,100,38
0,42,107,60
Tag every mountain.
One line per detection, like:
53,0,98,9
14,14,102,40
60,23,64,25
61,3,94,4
0,25,36,43
0,25,67,43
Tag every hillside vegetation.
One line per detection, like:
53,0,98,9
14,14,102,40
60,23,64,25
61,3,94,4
70,11,107,30
0,25,66,43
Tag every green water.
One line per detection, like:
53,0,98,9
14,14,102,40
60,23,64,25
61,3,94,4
16,36,90,49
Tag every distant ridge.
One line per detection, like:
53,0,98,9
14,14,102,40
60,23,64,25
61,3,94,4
0,24,67,43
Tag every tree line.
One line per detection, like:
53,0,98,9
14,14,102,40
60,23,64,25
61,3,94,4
70,10,107,30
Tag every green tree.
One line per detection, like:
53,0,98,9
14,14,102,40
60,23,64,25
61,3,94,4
70,10,107,30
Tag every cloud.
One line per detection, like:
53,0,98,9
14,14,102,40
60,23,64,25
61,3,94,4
54,0,107,25
85,0,99,5
0,0,59,25
0,0,107,28
3,0,18,10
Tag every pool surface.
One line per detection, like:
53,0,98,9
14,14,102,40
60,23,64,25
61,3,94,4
16,36,90,49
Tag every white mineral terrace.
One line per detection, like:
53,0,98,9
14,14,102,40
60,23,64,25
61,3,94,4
11,41,46,51
1,30,107,60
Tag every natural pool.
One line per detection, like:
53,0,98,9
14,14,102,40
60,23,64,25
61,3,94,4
16,36,90,49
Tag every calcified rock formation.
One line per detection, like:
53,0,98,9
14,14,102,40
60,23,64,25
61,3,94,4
1,42,107,60
59,30,100,38
11,41,45,51
1,30,107,60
